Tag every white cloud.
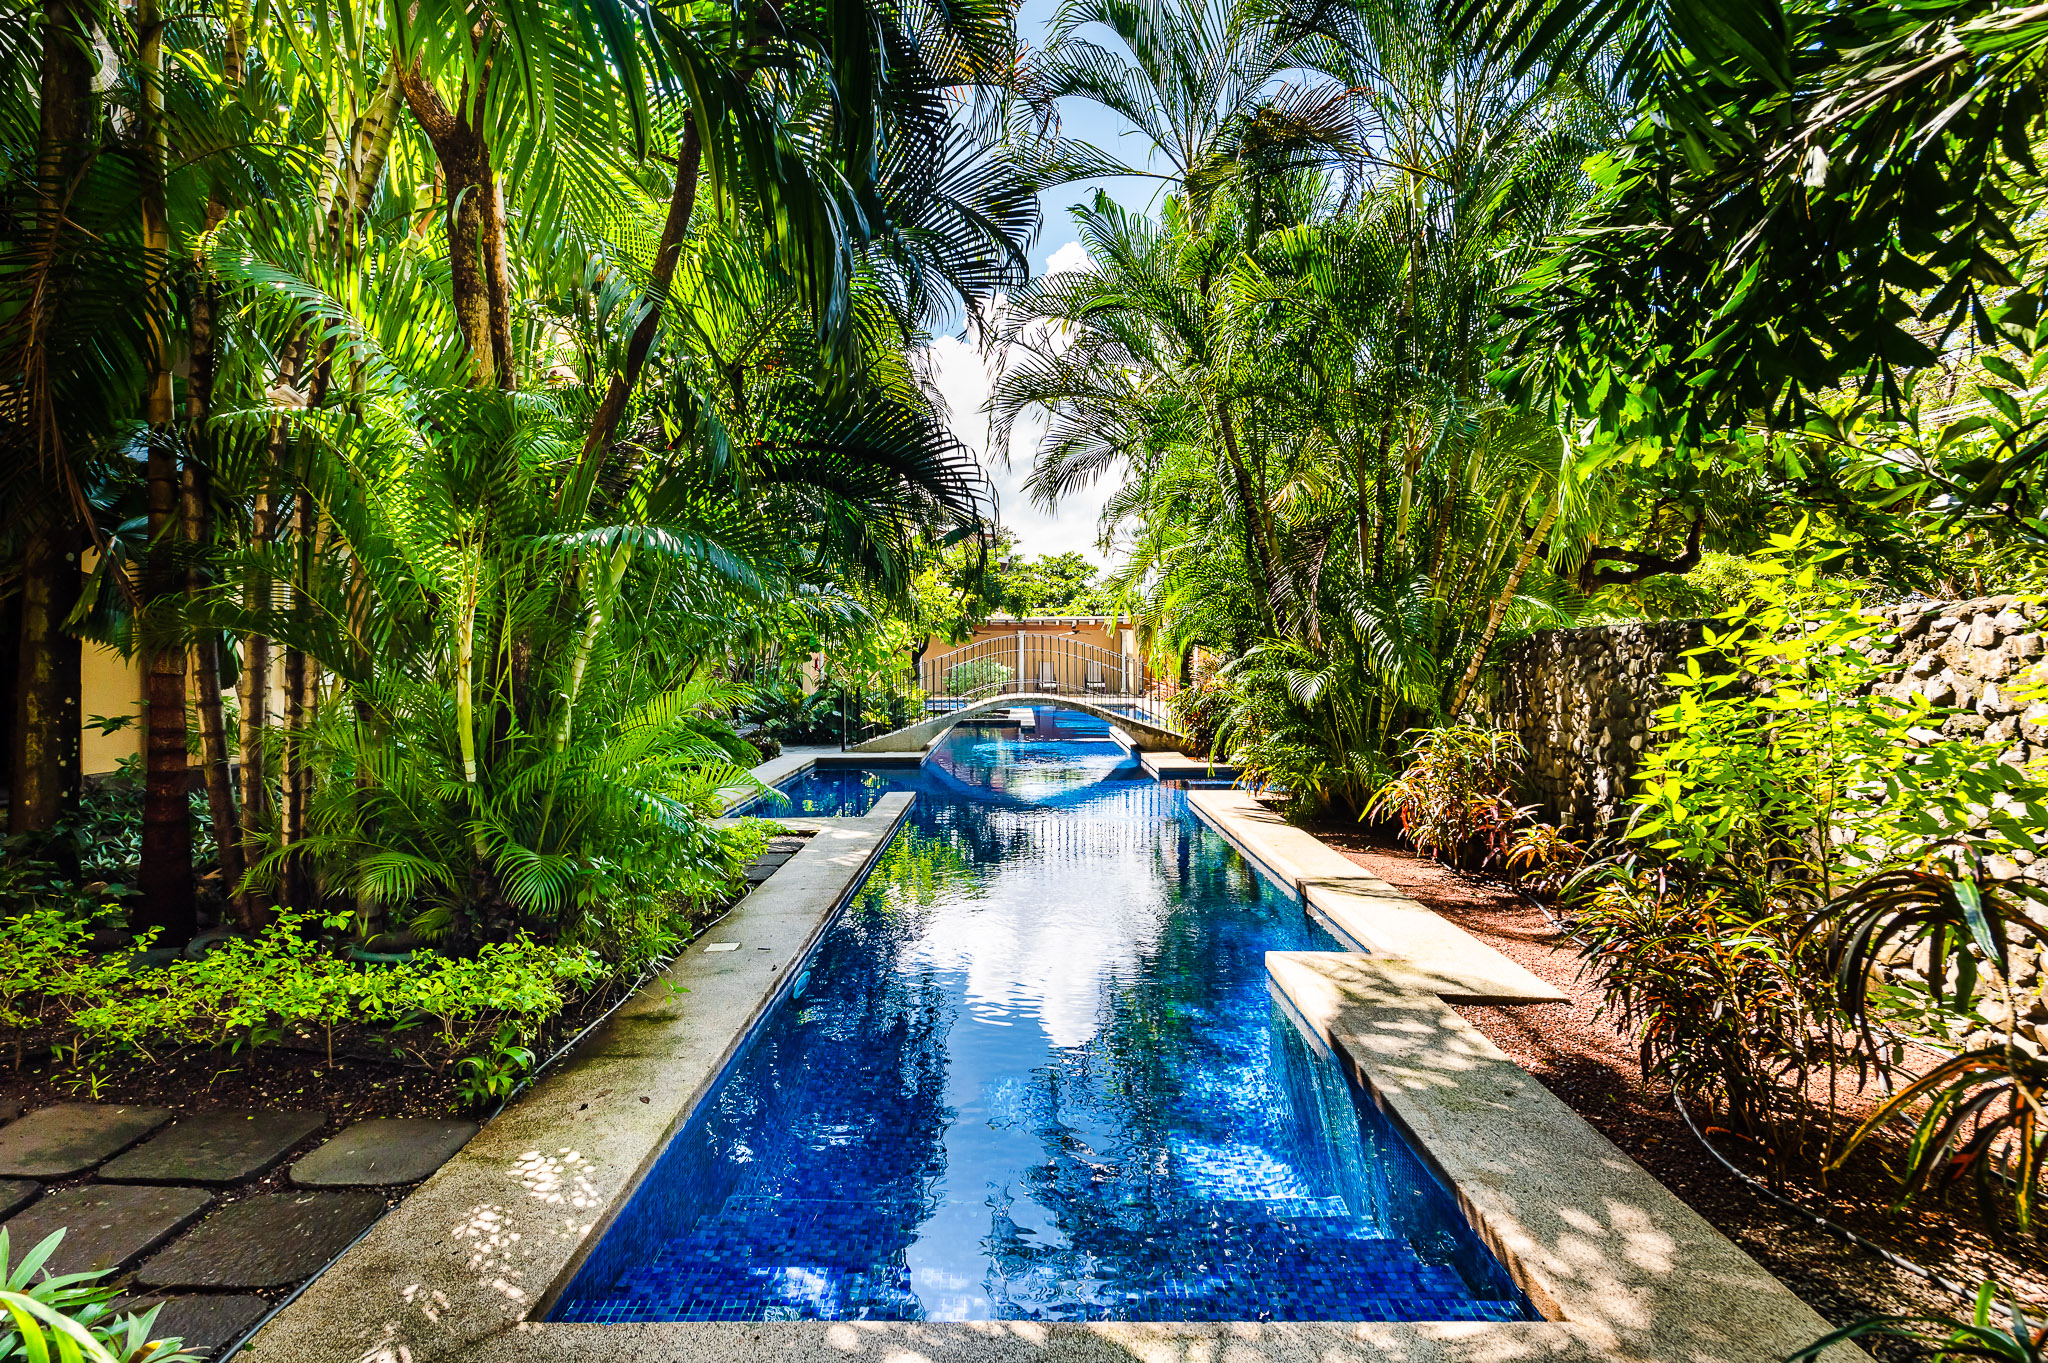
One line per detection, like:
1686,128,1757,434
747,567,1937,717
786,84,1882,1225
919,243,1121,566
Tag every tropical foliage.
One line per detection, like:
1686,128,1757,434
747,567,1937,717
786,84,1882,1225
3,0,1034,956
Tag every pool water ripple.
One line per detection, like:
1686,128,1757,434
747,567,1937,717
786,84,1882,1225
552,710,1533,1324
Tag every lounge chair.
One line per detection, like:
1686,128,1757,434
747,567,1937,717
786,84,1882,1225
1084,659,1108,693
1035,660,1059,692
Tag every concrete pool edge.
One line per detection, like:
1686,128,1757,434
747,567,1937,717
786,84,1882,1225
252,745,1854,1363
238,793,916,1363
1184,788,1567,1004
1266,952,1856,1363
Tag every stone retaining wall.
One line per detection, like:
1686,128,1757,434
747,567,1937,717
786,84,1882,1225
1481,595,2048,843
1482,594,2048,1053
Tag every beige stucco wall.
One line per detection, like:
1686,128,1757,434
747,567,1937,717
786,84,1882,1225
79,642,142,775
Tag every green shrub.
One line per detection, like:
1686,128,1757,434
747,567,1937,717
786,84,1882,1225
1,912,607,1096
951,658,1014,695
1564,521,2048,1196
1365,725,1529,865
942,658,1013,694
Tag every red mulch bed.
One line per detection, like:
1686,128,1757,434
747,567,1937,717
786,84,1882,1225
1307,822,2046,1339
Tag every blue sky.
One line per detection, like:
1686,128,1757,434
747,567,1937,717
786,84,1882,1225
921,0,1165,567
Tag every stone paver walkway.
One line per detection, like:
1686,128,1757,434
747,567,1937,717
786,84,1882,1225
137,1191,389,1289
102,1112,326,1185
0,1100,477,1357
290,1119,477,1187
4,1184,214,1274
0,1104,169,1178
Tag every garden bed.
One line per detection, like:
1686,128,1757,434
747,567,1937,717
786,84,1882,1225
1306,822,2048,1338
0,825,814,1128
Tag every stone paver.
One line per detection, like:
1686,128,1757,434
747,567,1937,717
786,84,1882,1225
290,1119,476,1187
0,1103,171,1178
1,1183,213,1274
0,1178,38,1218
101,1110,325,1185
126,1294,272,1356
136,1191,387,1289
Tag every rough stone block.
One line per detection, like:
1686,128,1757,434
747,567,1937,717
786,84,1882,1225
1972,614,2000,647
0,1179,38,1218
101,1111,325,1185
1,1184,213,1274
0,1104,170,1178
135,1191,387,1289
122,1294,271,1358
289,1118,477,1187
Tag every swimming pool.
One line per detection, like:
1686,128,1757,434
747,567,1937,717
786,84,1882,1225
551,710,1533,1324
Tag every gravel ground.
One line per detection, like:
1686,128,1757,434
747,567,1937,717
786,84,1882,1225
1307,824,2046,1341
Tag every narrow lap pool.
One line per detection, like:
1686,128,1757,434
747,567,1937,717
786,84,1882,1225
551,709,1533,1324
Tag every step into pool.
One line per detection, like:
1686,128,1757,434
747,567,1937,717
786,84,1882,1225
551,710,1534,1324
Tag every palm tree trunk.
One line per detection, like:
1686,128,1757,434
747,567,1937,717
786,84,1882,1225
325,59,403,246
137,0,195,944
13,0,94,844
398,63,517,389
181,439,242,893
236,444,279,927
10,527,82,840
278,472,321,909
574,126,702,478
185,5,245,904
1215,400,1276,630
1447,497,1557,719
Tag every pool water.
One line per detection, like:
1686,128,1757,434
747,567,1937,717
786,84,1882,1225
552,711,1533,1324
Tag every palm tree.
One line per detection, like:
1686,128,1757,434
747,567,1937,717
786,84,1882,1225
1018,0,1368,215
995,3,1606,811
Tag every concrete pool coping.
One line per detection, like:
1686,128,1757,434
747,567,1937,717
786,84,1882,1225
248,750,1854,1363
1185,789,1566,1005
239,793,916,1363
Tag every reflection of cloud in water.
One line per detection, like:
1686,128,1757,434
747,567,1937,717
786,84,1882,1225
904,831,1166,1048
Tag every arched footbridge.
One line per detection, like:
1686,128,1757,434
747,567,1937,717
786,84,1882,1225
848,693,1185,755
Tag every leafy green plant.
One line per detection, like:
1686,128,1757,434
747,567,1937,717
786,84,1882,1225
1504,822,1585,899
1571,864,1847,1170
457,1023,539,1107
942,658,1012,695
747,687,844,745
0,1227,200,1363
3,914,609,1093
1364,725,1530,865
1790,1281,2045,1363
1567,524,2048,1188
1810,860,2048,1232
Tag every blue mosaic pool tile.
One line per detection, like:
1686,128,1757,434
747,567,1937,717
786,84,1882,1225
555,719,1537,1325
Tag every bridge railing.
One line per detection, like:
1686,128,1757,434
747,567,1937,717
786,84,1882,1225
922,633,1179,712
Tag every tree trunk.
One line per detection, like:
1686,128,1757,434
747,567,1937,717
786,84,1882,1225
278,467,321,909
136,0,195,944
186,6,245,904
37,0,93,202
325,59,404,247
14,0,99,846
1447,497,1557,719
573,126,702,479
236,458,278,928
398,63,517,389
182,319,242,892
9,528,82,840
